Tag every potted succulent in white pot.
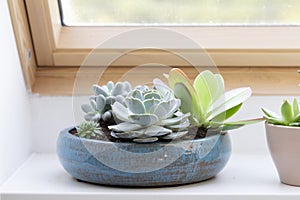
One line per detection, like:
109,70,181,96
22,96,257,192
263,98,300,186
57,68,261,187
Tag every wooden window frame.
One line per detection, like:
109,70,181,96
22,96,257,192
9,0,300,95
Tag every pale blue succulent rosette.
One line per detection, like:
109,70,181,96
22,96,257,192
108,85,190,143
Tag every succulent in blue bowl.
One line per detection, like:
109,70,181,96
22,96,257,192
57,68,262,187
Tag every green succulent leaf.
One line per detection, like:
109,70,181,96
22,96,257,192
264,116,285,125
221,118,264,126
209,124,245,132
262,98,300,126
210,118,263,129
295,113,300,122
208,87,252,120
193,70,224,114
289,122,300,126
173,83,200,125
168,68,202,120
281,100,293,124
211,103,243,122
262,108,280,119
293,98,299,118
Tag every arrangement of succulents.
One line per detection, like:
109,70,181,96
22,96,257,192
262,98,300,127
76,68,261,143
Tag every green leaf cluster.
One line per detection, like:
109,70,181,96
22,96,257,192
262,99,300,127
166,68,262,131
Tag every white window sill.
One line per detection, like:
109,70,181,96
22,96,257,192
2,153,300,200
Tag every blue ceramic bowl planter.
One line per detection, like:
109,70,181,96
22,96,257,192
57,127,231,187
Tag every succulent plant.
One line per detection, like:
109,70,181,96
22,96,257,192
108,87,190,143
262,98,300,127
81,81,132,122
165,68,262,132
76,121,104,139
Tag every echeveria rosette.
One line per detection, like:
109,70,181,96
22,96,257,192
166,68,262,132
81,81,132,122
108,88,190,143
76,121,104,140
262,98,300,127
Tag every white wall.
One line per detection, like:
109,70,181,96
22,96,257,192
0,1,33,184
31,96,299,155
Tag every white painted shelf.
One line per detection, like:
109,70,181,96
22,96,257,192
1,153,300,200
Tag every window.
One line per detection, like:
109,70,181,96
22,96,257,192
8,0,300,95
60,0,300,26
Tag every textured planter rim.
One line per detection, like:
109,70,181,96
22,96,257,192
57,126,231,187
265,122,300,187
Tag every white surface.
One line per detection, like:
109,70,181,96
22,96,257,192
2,153,300,200
31,96,299,155
0,1,32,184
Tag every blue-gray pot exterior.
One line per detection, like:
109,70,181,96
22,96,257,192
57,127,231,187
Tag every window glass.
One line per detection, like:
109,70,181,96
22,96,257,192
60,0,300,26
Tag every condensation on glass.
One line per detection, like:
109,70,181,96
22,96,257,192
60,0,300,26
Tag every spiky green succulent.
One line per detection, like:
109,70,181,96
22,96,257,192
165,68,262,132
108,87,190,143
76,121,104,139
262,98,300,127
81,81,132,122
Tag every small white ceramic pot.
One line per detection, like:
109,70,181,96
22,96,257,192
265,122,300,186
